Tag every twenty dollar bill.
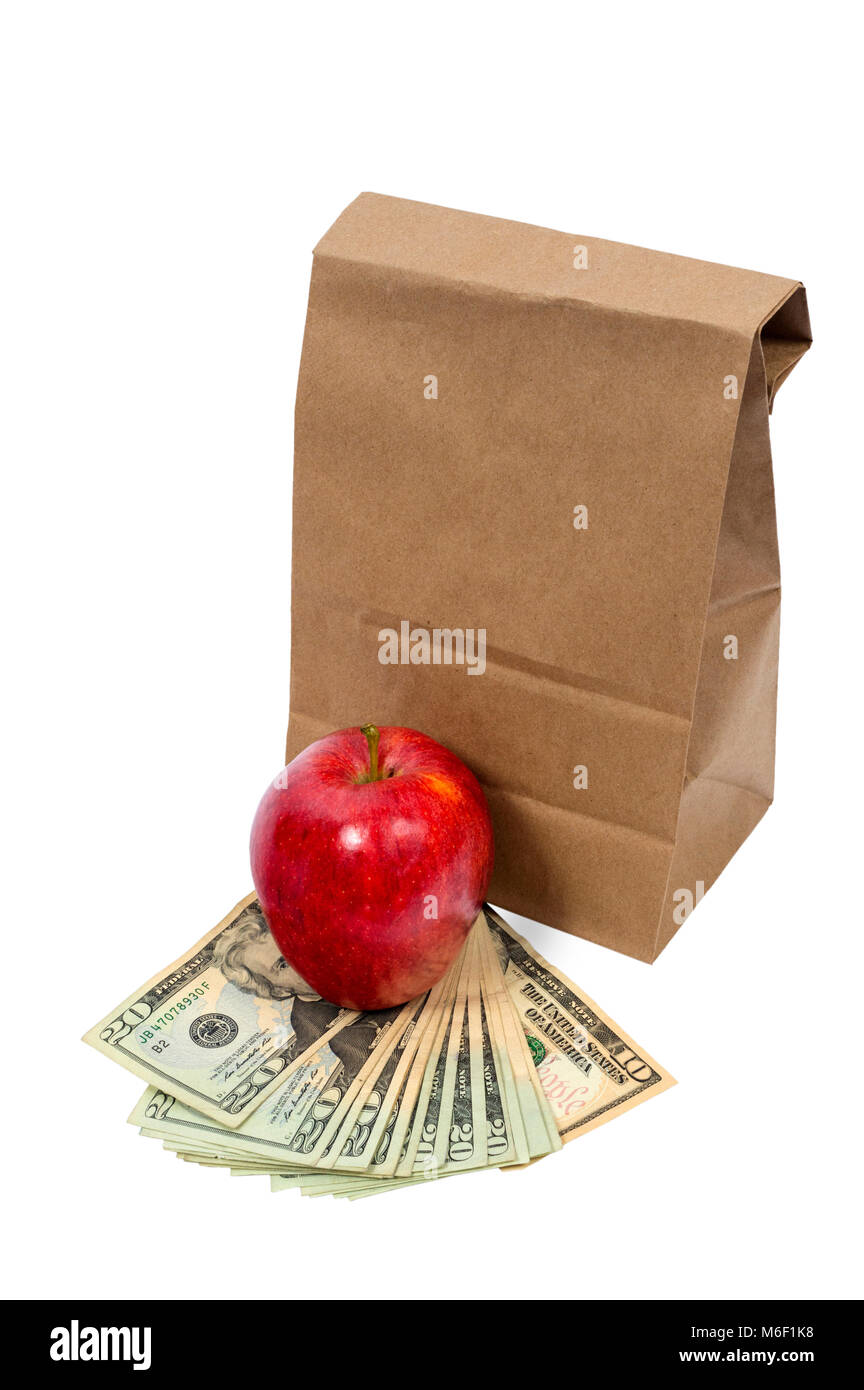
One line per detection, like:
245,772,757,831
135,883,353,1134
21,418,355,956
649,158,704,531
83,893,373,1127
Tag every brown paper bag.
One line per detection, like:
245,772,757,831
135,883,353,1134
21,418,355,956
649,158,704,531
285,194,810,962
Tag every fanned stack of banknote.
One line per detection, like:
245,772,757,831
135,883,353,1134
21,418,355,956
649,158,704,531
84,895,674,1199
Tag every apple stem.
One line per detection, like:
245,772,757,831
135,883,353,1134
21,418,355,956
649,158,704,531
360,723,382,782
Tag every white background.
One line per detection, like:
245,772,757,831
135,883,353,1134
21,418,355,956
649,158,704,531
2,2,861,1303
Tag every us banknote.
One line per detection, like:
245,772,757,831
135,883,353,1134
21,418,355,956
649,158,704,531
85,893,377,1126
484,906,675,1143
107,899,674,1198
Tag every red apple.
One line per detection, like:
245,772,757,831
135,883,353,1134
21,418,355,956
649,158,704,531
249,724,494,1010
